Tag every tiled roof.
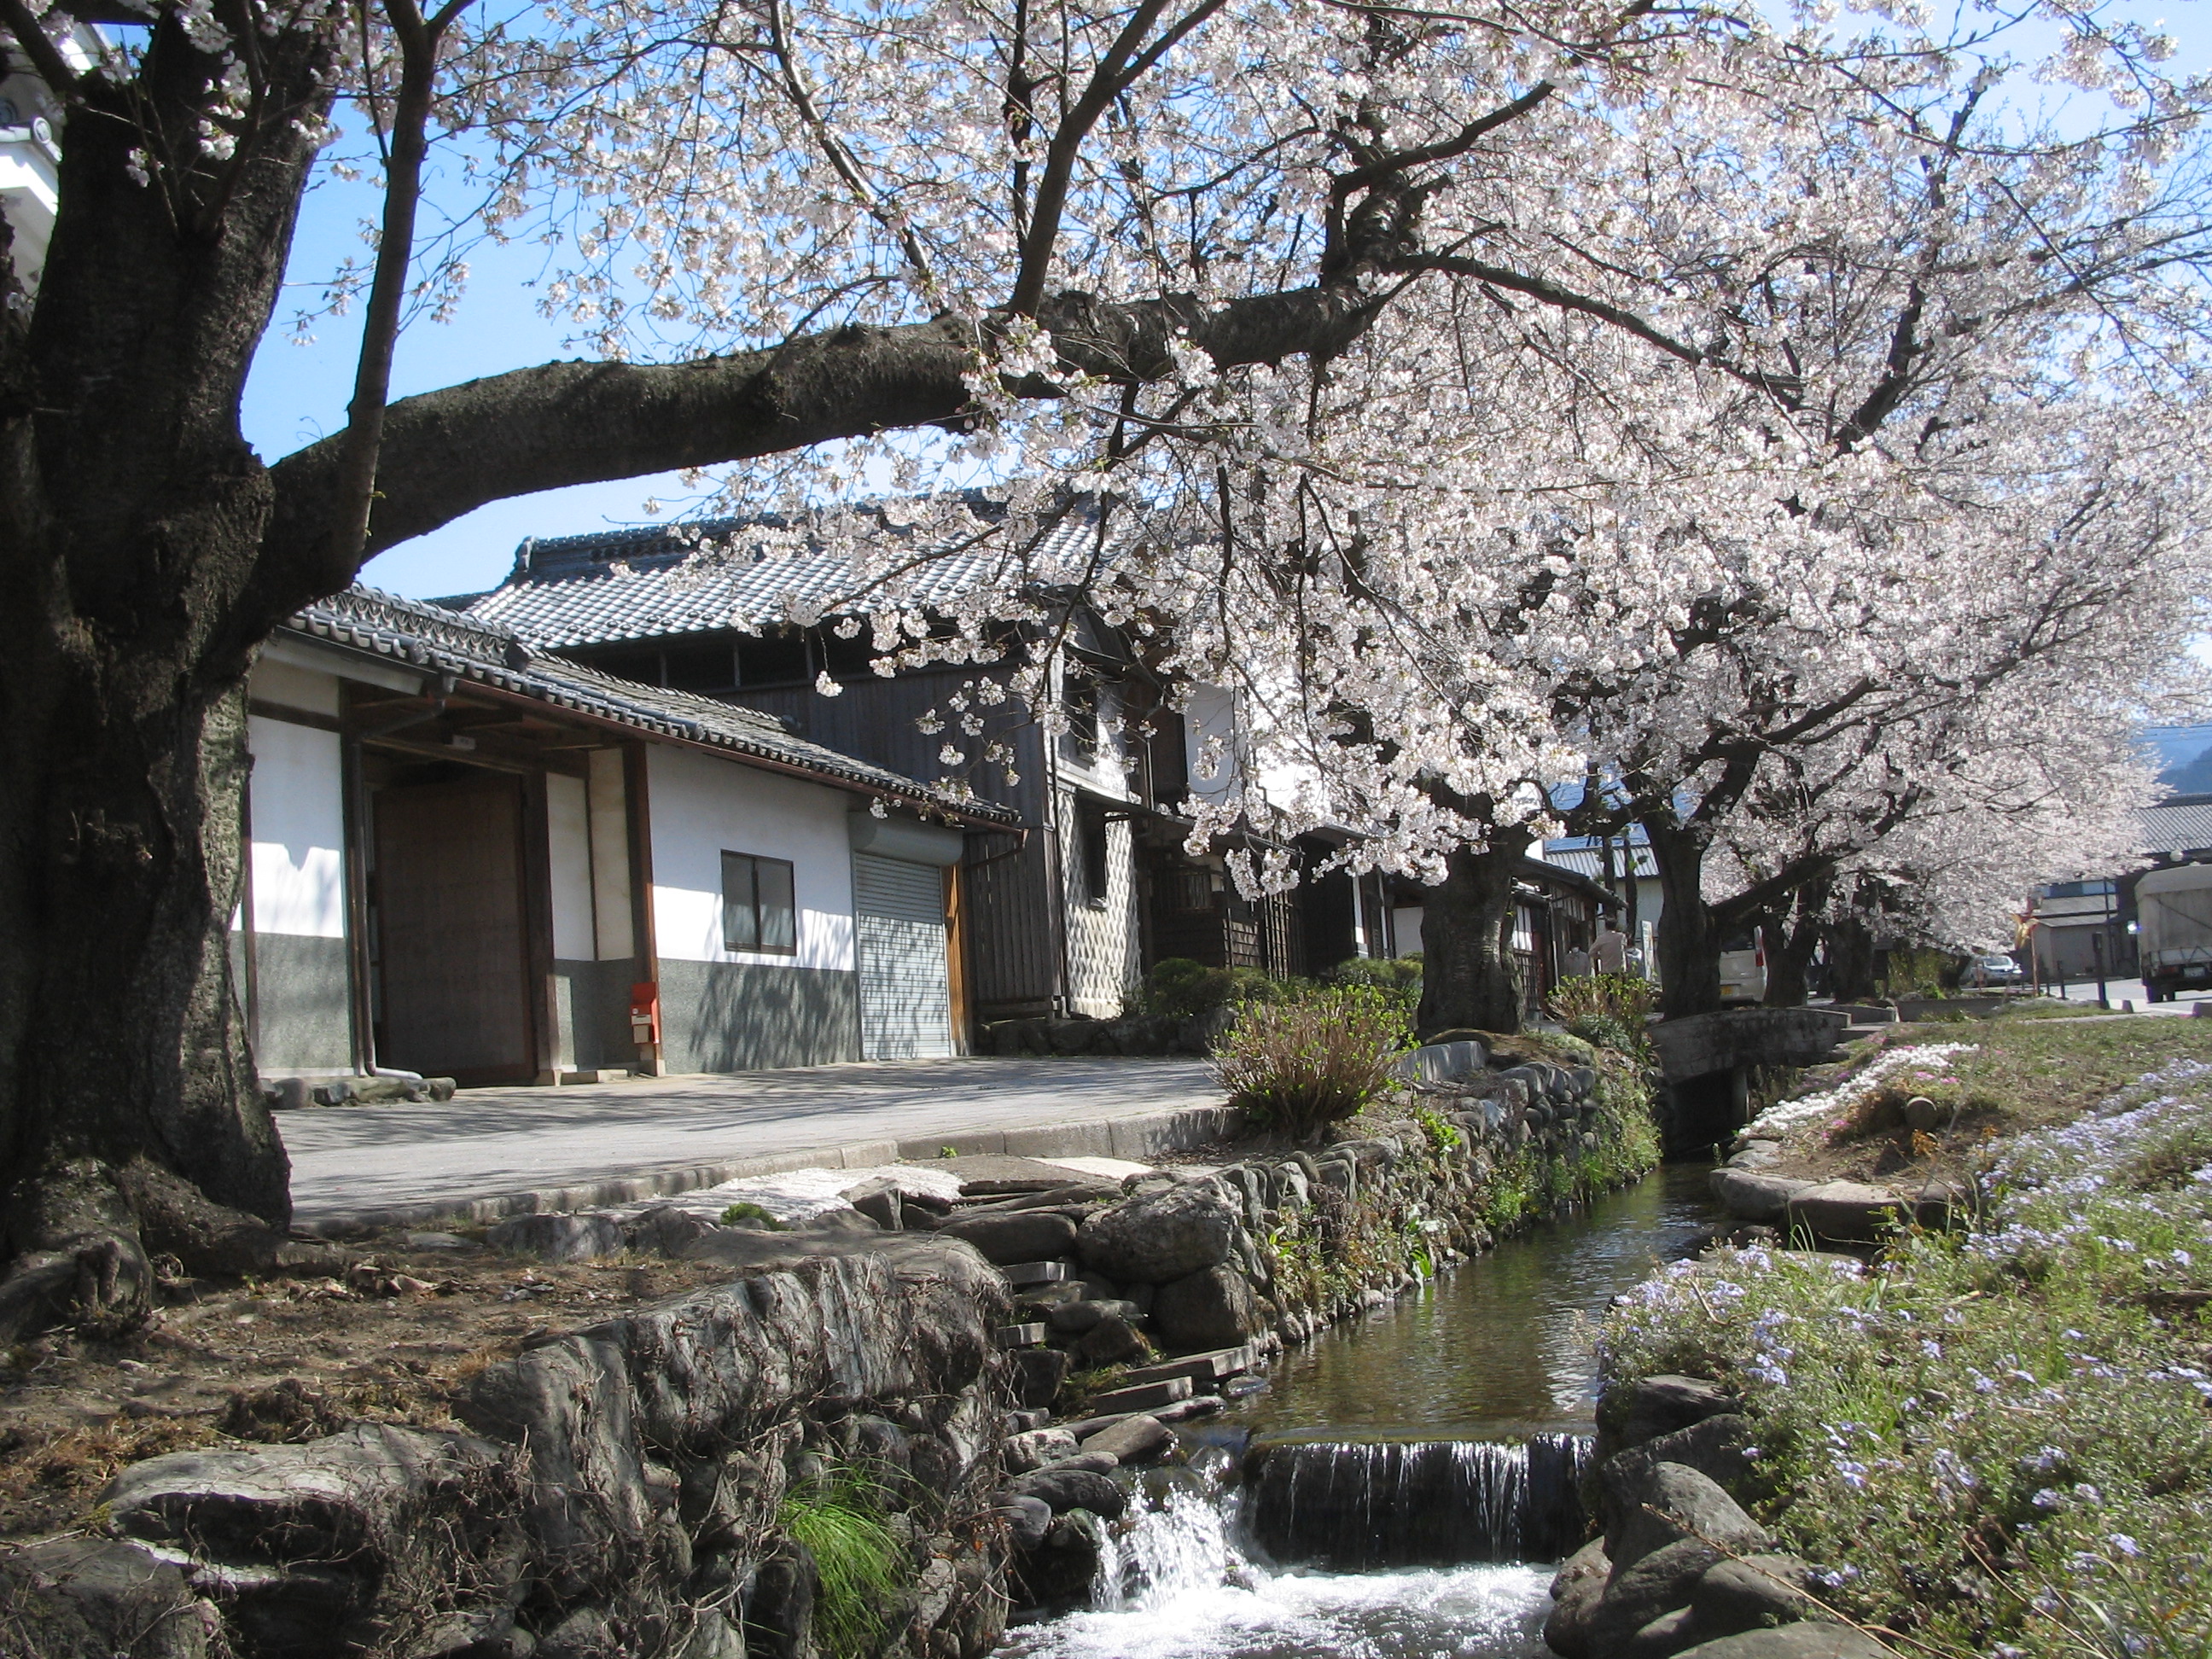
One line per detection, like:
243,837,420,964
283,587,1018,825
1545,842,1658,879
2144,795,2212,857
457,505,1129,649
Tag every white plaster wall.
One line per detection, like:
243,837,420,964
587,748,634,960
249,656,341,717
1392,905,1425,960
547,771,595,959
246,715,346,939
647,747,856,971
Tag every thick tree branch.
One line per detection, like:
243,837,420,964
258,276,1386,600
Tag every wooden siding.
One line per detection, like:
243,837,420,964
961,828,1061,1016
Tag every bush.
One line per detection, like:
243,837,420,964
778,1473,906,1659
1545,971,1657,1030
1319,954,1423,1016
1134,956,1295,1018
1213,985,1412,1141
1564,1011,1637,1054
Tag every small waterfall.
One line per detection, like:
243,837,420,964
1241,1434,1591,1569
1090,1465,1242,1610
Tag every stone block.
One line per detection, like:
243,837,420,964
1150,1265,1264,1353
1001,1429,1079,1474
1671,1627,1894,1659
486,1210,628,1261
1009,1465,1127,1519
102,1423,522,1659
999,1260,1069,1288
1116,1346,1254,1388
1708,1168,1807,1225
0,1538,217,1659
1610,1463,1773,1574
940,1211,1081,1265
1045,1298,1141,1334
1783,1181,1906,1245
993,1324,1048,1348
1077,1184,1238,1284
1085,1376,1193,1414
1078,1414,1176,1464
1010,1348,1069,1409
1071,1313,1150,1370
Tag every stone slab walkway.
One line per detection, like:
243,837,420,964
280,1057,1228,1234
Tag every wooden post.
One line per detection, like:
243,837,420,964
945,864,972,1054
623,742,662,1074
521,769,562,1085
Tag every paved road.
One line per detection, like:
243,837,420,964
2046,978,2209,1015
280,1057,1222,1224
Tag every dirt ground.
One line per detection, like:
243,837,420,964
0,1233,739,1544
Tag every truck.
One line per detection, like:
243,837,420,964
2136,861,2212,1002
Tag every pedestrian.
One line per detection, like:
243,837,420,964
1563,942,1592,979
1594,922,1629,975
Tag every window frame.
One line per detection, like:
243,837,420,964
721,850,799,955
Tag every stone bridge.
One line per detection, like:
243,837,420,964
1647,1008,1850,1153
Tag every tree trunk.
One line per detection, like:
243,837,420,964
1822,900,1882,1004
1758,874,1831,1007
1644,817,1723,1019
0,18,336,1334
1416,825,1534,1036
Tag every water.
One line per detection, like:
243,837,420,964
1000,1459,1556,1659
998,1164,1721,1659
1231,1163,1720,1441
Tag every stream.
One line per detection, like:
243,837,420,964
997,1163,1720,1659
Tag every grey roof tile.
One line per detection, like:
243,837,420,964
459,506,1126,648
283,587,1016,824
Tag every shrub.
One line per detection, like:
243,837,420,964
1135,957,1296,1018
1545,971,1657,1030
1563,1011,1637,1054
1319,954,1423,1016
778,1473,906,1659
1213,985,1412,1141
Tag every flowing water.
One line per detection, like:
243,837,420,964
998,1164,1720,1659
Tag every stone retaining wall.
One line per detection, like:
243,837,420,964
1,1042,1658,1657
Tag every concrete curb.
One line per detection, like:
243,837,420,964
294,1102,1246,1238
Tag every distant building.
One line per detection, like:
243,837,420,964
1,23,100,291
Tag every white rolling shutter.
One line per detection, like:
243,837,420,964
853,853,953,1059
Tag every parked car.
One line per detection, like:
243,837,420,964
1719,926,1767,1005
1963,952,2025,987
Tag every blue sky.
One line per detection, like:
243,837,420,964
240,3,2212,605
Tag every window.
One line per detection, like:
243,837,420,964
722,852,797,953
1068,800,1110,906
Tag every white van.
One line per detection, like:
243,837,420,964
1719,925,1767,1005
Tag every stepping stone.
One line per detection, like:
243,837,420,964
1086,1376,1192,1414
994,1323,1049,1348
999,1260,1068,1288
1116,1347,1254,1389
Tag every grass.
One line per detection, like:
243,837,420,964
1604,1027,2212,1659
778,1470,909,1658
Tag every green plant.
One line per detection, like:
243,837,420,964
1563,1011,1637,1053
1319,955,1423,1016
719,1201,786,1229
1136,956,1298,1017
778,1473,907,1659
1545,971,1658,1031
1414,1103,1464,1153
1213,985,1412,1141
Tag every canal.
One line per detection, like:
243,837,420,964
998,1163,1720,1659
